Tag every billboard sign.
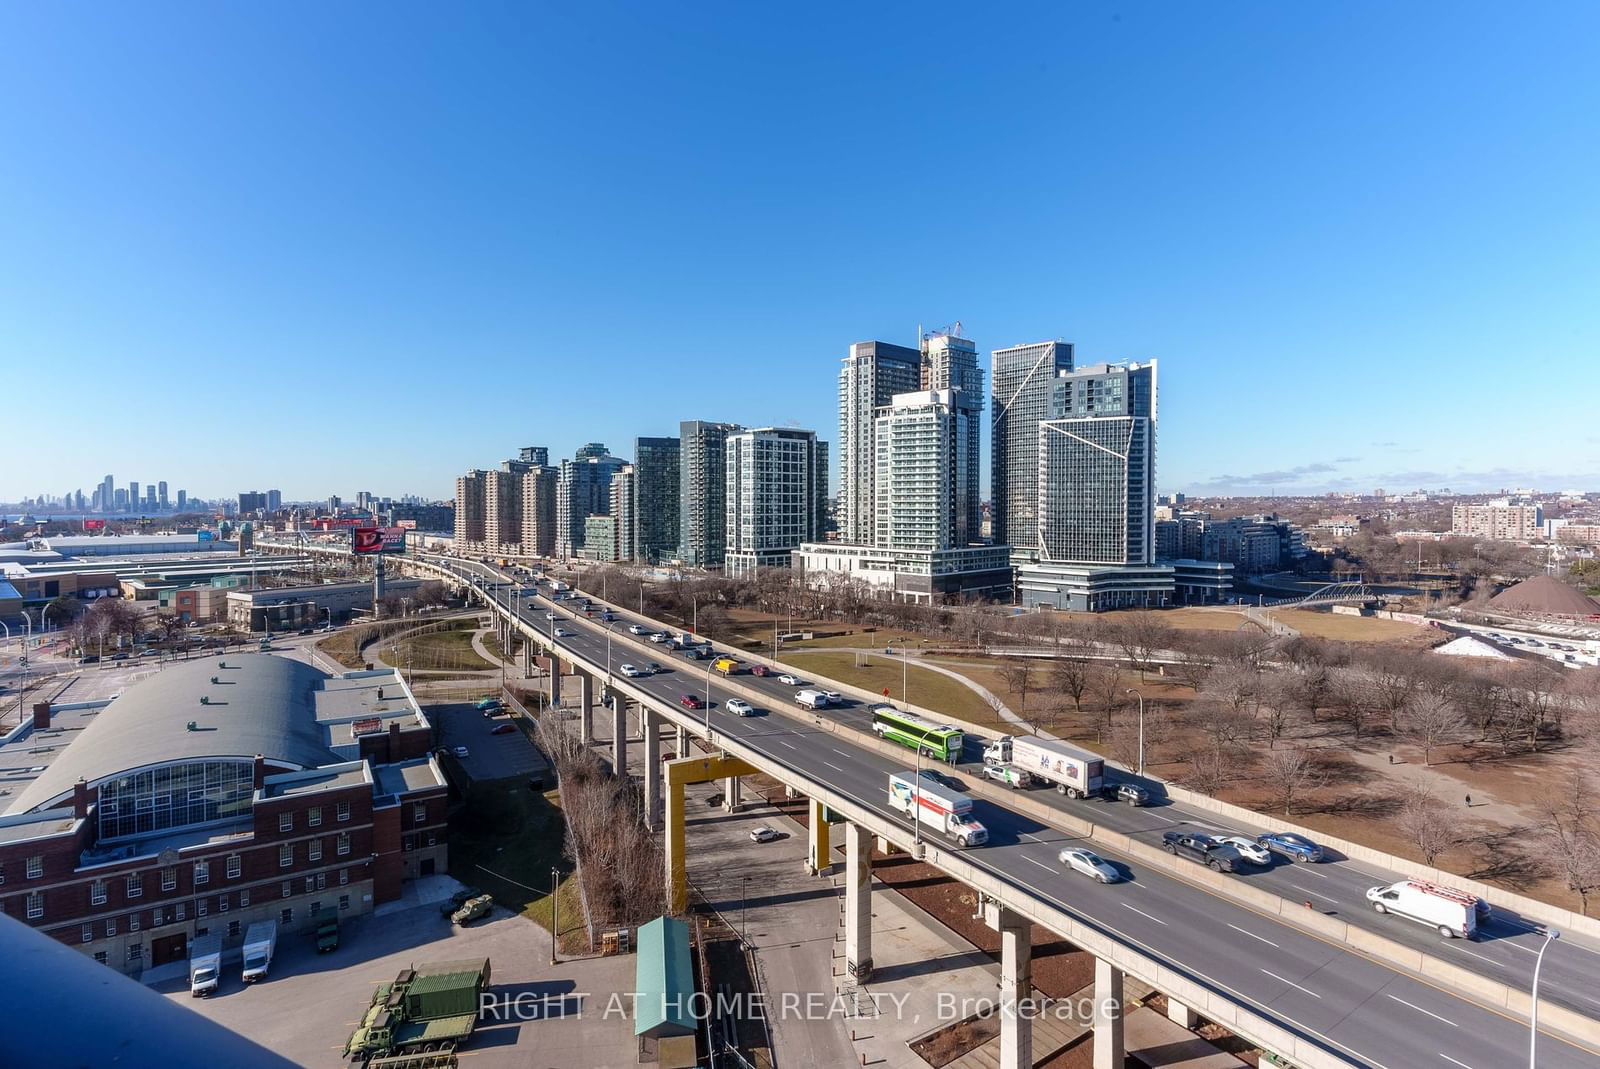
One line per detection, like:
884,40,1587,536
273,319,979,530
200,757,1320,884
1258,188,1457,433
352,526,407,555
198,530,215,542
82,519,106,531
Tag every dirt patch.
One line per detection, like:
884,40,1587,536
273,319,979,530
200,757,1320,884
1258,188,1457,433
783,649,1007,728
1268,609,1437,644
911,1012,1000,1067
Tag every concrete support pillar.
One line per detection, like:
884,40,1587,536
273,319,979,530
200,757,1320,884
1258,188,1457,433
1166,998,1197,1029
643,709,662,829
576,670,591,744
675,724,689,759
806,799,831,875
612,697,628,776
844,823,872,981
523,638,532,679
875,835,894,855
722,775,739,813
993,906,1033,1069
550,655,564,705
1093,958,1125,1069
784,785,797,801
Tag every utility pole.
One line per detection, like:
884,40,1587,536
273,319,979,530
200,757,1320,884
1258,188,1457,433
550,866,560,965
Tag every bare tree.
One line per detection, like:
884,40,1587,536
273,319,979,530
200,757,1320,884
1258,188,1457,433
1538,771,1600,916
1087,664,1126,742
1179,746,1233,795
999,661,1036,714
1399,690,1468,766
1111,612,1174,681
1257,673,1301,749
1050,641,1094,713
1397,786,1461,864
1258,746,1329,817
1108,701,1170,772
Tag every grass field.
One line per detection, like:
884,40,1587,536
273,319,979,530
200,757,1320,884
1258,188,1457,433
382,622,495,673
1269,608,1434,643
780,649,1008,730
447,777,588,952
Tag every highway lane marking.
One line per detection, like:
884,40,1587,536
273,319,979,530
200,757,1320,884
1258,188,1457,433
773,740,798,750
1441,943,1501,968
1121,903,1167,926
822,761,845,772
1023,857,1057,874
1259,969,1320,999
1295,865,1329,879
1386,994,1455,1026
1440,1055,1476,1069
1227,923,1280,949
1284,882,1339,904
1500,940,1539,955
831,748,853,758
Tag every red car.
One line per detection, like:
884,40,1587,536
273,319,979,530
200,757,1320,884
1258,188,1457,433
750,664,770,677
490,723,517,735
679,694,704,710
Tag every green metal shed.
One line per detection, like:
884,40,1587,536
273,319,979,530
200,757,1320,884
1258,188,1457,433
633,917,697,1039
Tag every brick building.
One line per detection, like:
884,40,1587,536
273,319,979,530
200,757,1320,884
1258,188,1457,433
0,655,447,975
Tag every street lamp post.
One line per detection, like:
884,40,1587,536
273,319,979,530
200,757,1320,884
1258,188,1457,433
1530,928,1562,1069
550,866,560,966
741,875,750,950
703,658,716,740
1125,689,1146,778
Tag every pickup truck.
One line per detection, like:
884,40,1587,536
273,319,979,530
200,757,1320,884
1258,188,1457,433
1161,831,1245,873
979,762,1030,789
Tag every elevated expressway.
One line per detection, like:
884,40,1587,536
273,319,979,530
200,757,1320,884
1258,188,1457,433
267,544,1600,1069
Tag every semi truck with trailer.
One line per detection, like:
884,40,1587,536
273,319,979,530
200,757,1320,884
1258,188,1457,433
188,933,223,997
240,920,277,983
985,735,1104,798
887,773,988,847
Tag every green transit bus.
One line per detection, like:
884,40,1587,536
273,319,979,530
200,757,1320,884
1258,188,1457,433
870,705,964,762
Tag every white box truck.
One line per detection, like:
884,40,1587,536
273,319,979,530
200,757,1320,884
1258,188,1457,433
1008,736,1104,798
188,933,223,997
1366,880,1481,939
887,773,988,847
241,920,277,982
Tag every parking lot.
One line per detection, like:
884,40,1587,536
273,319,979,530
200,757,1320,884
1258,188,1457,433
433,700,551,784
161,896,641,1068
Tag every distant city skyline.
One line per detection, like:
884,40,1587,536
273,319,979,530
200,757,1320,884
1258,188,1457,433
4,6,1598,501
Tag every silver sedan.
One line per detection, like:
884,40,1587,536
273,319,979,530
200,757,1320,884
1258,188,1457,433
1058,848,1122,883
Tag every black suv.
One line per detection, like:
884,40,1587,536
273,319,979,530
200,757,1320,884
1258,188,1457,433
1162,831,1243,872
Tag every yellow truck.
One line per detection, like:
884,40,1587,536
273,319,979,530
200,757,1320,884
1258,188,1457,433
712,657,741,676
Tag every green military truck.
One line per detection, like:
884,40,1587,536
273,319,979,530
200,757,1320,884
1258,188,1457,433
316,914,340,953
344,958,491,1066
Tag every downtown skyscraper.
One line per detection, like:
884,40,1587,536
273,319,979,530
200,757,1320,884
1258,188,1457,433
678,420,741,567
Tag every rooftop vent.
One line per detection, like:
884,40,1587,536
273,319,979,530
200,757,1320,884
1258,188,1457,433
200,696,210,705
186,720,199,731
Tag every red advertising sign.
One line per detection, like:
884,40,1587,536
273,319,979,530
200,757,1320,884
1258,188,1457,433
83,519,106,531
352,526,407,555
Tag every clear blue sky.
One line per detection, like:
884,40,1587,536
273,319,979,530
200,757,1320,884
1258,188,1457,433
4,2,1597,503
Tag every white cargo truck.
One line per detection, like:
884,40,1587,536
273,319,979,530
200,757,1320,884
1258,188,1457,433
1008,736,1104,798
241,920,277,982
887,773,988,847
1366,880,1481,939
188,932,223,997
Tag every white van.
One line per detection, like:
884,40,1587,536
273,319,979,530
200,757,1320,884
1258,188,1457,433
794,689,830,710
1365,879,1480,939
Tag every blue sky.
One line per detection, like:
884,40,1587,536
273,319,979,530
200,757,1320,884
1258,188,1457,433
4,2,1597,503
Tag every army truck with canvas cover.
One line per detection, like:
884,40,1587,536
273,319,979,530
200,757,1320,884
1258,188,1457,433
344,958,491,1065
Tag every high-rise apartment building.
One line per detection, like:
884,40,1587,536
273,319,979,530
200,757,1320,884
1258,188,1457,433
144,485,157,510
238,491,266,514
991,340,1074,553
633,437,681,563
724,428,826,576
557,446,628,558
266,489,282,512
1451,502,1544,542
454,471,487,546
485,469,521,550
158,482,169,509
837,341,922,545
176,489,187,512
1018,360,1172,611
129,482,140,509
1037,361,1157,565
872,391,970,551
679,421,741,567
114,488,128,510
610,466,636,563
518,446,549,466
519,466,558,557
919,332,984,545
101,475,115,513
